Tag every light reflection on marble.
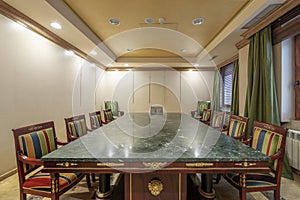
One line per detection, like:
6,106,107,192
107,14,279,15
42,113,269,163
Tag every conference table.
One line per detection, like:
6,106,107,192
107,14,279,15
42,113,270,200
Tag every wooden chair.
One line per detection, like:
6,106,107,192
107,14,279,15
89,111,102,130
64,114,91,142
191,101,211,120
210,110,225,131
200,109,211,125
104,101,124,117
223,115,249,141
64,114,95,185
150,105,164,115
224,121,288,200
103,109,114,124
12,121,84,200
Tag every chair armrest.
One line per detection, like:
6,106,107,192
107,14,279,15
56,139,68,146
243,137,252,145
269,149,284,161
18,153,43,166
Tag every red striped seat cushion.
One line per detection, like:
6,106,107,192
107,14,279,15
23,172,81,193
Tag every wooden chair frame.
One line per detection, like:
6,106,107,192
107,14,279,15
224,115,249,141
64,114,91,142
103,109,115,124
89,111,102,130
12,121,84,200
224,121,288,200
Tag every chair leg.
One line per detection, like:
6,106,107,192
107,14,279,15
274,189,280,200
86,174,92,188
20,192,26,200
92,173,96,182
239,188,247,200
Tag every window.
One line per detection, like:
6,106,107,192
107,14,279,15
220,62,234,110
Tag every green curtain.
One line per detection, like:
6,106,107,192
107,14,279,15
231,59,239,115
244,25,293,179
212,69,221,112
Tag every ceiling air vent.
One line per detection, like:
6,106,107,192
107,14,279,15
242,4,281,29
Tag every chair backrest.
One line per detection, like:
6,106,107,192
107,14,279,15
201,109,211,122
210,111,225,129
64,114,88,142
227,115,249,140
251,121,288,172
197,101,210,116
89,111,102,129
12,121,57,174
104,101,119,116
103,109,114,122
150,105,164,115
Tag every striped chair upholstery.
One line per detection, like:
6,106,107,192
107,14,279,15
12,121,84,200
89,111,102,129
103,109,114,123
226,115,249,141
224,121,288,200
200,109,211,125
210,111,224,130
64,114,89,142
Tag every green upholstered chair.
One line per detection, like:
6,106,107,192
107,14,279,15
104,101,124,117
64,114,91,142
223,115,249,141
103,109,114,124
12,121,84,200
191,101,210,119
200,109,211,125
224,121,288,200
210,111,225,130
89,111,102,130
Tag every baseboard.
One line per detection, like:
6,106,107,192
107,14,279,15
0,168,17,181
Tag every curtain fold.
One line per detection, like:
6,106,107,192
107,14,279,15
212,69,221,112
244,25,293,179
231,59,239,115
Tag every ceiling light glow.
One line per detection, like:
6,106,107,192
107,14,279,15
124,63,130,67
50,22,62,29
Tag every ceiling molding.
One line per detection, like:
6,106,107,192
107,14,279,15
241,0,300,39
217,55,238,68
0,0,106,70
236,39,249,49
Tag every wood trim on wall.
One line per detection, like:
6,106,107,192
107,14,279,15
217,55,238,69
0,0,105,69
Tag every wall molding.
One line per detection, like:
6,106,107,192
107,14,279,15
0,168,17,181
217,55,238,69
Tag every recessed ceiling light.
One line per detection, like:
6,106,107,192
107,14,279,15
193,63,199,67
65,50,74,56
50,22,62,29
107,63,113,67
180,48,187,53
109,18,120,26
192,18,204,25
90,50,97,55
124,63,130,67
127,48,133,52
145,18,154,24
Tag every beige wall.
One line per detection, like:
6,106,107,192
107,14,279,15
96,70,215,114
0,15,100,177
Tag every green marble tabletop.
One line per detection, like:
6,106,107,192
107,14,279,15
42,113,269,163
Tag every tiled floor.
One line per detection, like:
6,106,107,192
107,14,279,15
1,173,300,200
